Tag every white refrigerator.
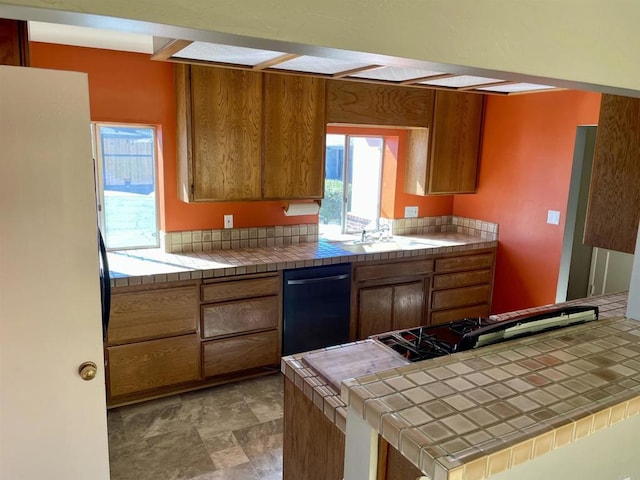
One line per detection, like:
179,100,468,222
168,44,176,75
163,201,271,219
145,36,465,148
0,66,110,478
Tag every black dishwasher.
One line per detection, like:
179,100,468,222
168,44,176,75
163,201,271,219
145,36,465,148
282,263,351,356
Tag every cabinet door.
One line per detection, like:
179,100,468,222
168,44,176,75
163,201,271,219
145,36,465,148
177,65,263,201
326,80,434,127
358,286,393,339
107,334,200,398
584,94,640,254
263,74,326,199
429,90,484,194
392,281,425,331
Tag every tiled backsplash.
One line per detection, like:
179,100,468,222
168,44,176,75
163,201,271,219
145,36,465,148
382,215,499,240
160,223,319,253
160,216,497,253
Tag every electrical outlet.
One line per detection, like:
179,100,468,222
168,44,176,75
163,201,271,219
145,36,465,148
224,214,233,229
405,206,419,218
547,210,560,225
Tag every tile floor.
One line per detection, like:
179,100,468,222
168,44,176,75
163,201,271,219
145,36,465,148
107,373,284,480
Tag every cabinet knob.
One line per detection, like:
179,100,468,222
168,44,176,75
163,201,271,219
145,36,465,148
78,361,98,381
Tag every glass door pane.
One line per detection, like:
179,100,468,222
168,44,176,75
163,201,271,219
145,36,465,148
319,134,346,237
345,137,383,233
320,134,383,237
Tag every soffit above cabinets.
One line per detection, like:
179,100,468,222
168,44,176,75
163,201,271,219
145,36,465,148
156,39,559,95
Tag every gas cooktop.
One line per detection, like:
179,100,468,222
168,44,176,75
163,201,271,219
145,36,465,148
375,305,599,362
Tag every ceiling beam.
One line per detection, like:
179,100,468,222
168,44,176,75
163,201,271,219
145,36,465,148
151,38,192,61
252,53,299,70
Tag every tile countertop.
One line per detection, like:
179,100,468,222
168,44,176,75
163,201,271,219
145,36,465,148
106,233,496,287
280,292,631,480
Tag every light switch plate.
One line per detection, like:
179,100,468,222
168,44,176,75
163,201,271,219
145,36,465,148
547,210,560,225
405,206,419,218
224,214,233,229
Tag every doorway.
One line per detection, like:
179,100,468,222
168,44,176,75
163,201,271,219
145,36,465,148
557,126,633,302
319,134,384,237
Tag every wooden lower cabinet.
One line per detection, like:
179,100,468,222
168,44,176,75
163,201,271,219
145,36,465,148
358,281,425,338
355,249,496,336
354,259,432,340
107,334,200,398
200,272,282,379
283,377,421,480
429,250,495,325
203,330,279,377
106,274,282,407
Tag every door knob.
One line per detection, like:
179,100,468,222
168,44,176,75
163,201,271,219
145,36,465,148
78,361,98,381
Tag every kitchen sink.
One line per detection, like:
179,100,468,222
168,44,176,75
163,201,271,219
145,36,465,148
338,237,441,254
339,240,404,254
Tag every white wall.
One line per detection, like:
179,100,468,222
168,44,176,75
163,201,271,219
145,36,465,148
488,414,640,480
1,1,640,94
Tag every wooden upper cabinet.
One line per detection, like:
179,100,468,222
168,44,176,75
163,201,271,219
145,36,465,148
176,64,263,201
584,94,640,254
326,80,434,127
263,74,327,199
405,90,485,195
0,19,30,66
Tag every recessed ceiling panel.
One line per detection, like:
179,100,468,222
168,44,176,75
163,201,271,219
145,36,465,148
350,66,445,82
419,75,504,88
475,83,557,93
272,56,374,75
174,41,285,66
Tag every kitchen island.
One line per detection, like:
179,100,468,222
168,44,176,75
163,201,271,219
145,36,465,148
281,292,634,480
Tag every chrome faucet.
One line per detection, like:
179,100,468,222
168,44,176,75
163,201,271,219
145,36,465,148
361,224,391,242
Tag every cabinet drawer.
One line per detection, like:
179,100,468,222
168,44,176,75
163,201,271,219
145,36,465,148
201,276,280,303
431,284,492,310
430,304,490,326
107,334,200,398
355,259,433,282
202,296,279,338
435,253,494,273
433,269,492,290
203,330,279,377
108,285,198,345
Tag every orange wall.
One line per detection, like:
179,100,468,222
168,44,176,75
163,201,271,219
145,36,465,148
454,90,601,314
30,42,317,231
326,125,453,219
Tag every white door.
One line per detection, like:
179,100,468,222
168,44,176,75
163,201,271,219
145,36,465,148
589,247,633,296
0,66,110,479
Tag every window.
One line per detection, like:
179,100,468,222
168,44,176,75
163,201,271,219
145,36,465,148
92,123,159,250
319,134,384,237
